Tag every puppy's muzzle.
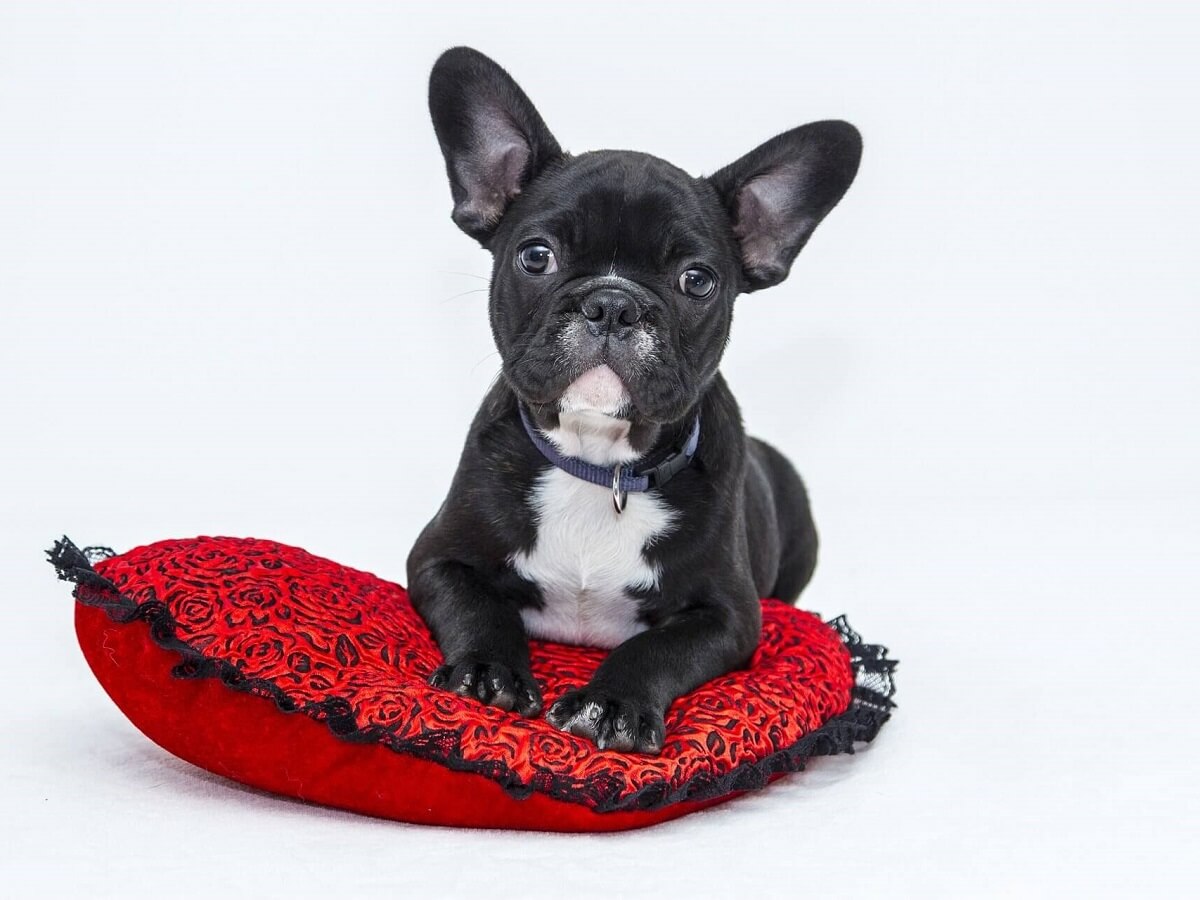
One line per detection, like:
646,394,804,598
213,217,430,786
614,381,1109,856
581,288,643,340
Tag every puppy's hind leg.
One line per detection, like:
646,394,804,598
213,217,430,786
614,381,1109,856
750,438,819,603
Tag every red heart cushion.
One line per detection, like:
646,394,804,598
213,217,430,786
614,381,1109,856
50,536,895,831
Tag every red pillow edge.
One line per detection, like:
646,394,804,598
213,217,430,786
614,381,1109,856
53,537,897,832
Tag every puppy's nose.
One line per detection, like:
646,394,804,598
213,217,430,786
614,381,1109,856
581,289,642,338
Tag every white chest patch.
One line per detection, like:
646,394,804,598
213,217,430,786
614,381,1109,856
511,468,676,649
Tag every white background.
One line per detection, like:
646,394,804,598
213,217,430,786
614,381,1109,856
2,2,1197,896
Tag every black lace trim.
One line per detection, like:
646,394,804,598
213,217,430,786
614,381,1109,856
48,536,897,813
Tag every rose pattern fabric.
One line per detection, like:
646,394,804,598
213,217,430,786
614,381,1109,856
83,537,859,811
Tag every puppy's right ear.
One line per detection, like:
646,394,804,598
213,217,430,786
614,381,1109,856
429,47,562,243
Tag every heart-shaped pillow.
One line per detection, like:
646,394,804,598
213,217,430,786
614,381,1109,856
50,536,895,831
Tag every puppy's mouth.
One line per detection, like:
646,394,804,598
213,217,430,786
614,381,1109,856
503,294,688,424
558,364,632,419
552,312,658,419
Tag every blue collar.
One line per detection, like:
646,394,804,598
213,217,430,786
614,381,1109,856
518,404,701,512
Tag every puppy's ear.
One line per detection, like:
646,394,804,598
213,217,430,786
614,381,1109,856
708,121,861,291
429,47,562,243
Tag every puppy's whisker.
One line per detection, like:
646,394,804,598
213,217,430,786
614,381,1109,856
470,350,501,375
439,288,489,305
442,271,491,282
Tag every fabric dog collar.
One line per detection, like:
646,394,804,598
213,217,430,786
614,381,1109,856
518,404,701,514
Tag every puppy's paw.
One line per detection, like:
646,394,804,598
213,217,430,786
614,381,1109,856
545,687,665,754
429,658,543,716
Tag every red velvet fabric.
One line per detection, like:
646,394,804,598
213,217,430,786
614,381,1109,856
69,537,861,831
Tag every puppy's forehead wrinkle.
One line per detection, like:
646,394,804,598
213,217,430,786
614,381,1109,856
607,183,626,276
579,273,644,295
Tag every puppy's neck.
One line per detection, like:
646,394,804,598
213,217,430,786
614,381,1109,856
542,364,640,467
523,365,701,470
545,409,641,467
535,406,699,473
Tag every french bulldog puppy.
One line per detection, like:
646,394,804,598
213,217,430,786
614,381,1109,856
408,47,860,753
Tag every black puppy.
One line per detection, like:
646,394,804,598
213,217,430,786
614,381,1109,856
408,47,860,754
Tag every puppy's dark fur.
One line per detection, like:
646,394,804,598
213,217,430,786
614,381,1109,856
408,47,861,753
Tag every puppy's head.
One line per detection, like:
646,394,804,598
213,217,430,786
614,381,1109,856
429,47,861,428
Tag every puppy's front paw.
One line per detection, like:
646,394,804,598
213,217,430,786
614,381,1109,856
429,658,543,716
545,687,665,754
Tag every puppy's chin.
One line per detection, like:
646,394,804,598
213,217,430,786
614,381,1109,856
558,365,632,419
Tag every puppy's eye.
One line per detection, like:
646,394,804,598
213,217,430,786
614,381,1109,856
679,267,717,300
518,243,558,275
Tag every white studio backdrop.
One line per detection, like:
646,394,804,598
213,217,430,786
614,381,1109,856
1,2,1197,897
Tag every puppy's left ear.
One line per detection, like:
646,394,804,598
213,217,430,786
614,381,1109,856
708,121,862,292
429,47,563,243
